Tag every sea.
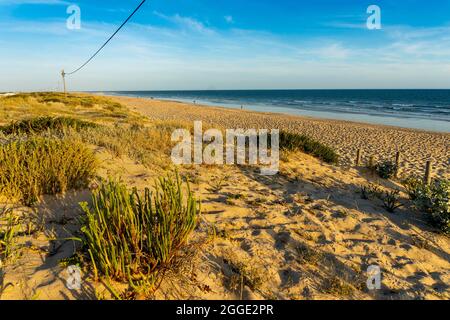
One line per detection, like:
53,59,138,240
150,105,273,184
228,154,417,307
103,89,450,132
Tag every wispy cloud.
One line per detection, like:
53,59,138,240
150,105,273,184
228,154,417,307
0,19,109,36
324,21,366,29
0,0,70,5
2,4,450,90
153,11,215,35
385,24,450,41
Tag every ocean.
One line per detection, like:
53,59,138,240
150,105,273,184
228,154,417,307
105,89,450,132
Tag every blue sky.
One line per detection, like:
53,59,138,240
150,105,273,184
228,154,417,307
1,0,450,91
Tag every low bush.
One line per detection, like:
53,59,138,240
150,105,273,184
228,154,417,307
411,179,449,235
402,177,425,200
375,161,398,179
278,131,339,164
0,137,97,206
0,116,98,135
79,173,199,293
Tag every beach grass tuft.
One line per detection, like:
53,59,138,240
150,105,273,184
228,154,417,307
76,122,181,168
0,137,97,206
79,172,199,293
0,208,18,261
0,116,99,135
278,131,339,164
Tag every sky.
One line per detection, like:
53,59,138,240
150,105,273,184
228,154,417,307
1,0,450,91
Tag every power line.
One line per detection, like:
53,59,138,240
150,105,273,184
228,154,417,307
64,0,147,76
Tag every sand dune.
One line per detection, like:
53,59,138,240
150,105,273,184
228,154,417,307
1,93,449,300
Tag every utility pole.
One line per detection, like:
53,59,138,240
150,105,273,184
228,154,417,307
61,70,67,95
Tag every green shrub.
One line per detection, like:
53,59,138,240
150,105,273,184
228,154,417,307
79,173,199,292
375,161,398,179
412,179,449,234
402,177,425,200
278,131,339,164
0,116,98,135
0,137,97,206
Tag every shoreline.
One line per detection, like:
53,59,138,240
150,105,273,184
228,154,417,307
100,93,449,135
163,98,450,134
99,91,450,133
105,94,450,178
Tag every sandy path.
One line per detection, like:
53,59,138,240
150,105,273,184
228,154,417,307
109,95,449,178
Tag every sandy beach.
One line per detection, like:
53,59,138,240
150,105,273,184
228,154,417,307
1,93,449,300
109,95,450,179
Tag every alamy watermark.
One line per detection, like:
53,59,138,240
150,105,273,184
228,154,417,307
66,5,81,30
171,121,280,175
367,5,382,30
366,265,382,290
65,265,81,290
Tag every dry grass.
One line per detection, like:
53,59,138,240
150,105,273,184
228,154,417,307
322,275,355,297
295,244,323,266
0,116,99,135
68,120,191,169
0,136,97,206
223,256,265,293
0,92,142,125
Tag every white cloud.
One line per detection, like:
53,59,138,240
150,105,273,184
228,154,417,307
317,43,351,60
224,15,234,24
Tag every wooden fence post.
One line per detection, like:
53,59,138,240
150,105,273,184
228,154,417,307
395,151,401,177
424,160,432,185
368,155,375,168
356,149,361,166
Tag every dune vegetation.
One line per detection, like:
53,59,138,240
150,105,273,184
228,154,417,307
80,174,199,296
0,137,97,206
0,116,99,136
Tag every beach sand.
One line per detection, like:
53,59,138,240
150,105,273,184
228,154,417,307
1,93,449,300
110,95,449,179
